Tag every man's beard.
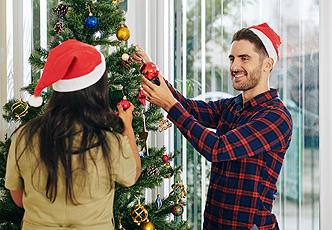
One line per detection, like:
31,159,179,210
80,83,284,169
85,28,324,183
232,65,261,91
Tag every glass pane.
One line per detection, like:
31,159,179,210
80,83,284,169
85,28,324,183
173,0,319,229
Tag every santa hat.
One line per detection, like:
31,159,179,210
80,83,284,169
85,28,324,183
28,39,106,107
248,23,281,66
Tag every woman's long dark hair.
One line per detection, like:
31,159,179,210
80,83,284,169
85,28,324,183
15,72,124,204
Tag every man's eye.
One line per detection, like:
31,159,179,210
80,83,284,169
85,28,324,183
241,57,248,61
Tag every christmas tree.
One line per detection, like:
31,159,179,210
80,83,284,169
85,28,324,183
0,0,188,229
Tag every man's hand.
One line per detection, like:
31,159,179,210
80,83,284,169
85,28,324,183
141,74,177,112
133,45,152,63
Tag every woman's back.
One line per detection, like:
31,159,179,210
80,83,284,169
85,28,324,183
6,128,136,230
5,40,140,230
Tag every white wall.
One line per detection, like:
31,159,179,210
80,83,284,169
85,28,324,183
320,0,332,229
0,0,7,138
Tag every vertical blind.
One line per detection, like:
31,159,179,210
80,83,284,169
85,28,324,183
172,0,319,229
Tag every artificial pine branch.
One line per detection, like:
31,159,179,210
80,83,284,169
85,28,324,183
0,0,187,229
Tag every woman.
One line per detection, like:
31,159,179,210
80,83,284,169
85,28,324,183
5,39,141,229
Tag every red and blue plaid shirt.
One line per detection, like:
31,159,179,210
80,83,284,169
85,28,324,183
166,85,292,230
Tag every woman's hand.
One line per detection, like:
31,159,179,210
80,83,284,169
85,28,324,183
117,102,134,129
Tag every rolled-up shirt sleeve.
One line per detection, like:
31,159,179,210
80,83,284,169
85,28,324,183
111,134,137,187
167,102,292,162
5,132,24,191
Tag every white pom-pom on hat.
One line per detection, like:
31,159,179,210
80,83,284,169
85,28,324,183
28,95,43,107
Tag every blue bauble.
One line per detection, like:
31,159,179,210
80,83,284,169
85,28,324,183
85,16,97,28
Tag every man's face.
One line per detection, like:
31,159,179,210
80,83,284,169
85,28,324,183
228,40,265,91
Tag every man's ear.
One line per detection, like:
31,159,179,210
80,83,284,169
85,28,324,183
263,57,274,72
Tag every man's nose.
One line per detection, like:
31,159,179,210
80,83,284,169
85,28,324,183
230,59,241,72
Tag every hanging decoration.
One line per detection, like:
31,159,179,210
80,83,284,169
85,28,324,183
130,200,149,225
54,20,65,33
138,88,146,106
155,194,162,210
158,118,172,132
121,53,130,61
140,220,155,230
85,5,98,28
162,154,170,163
146,167,160,176
162,163,174,178
55,2,68,17
118,96,130,110
140,62,159,81
11,99,29,119
116,24,130,41
171,203,184,216
171,182,187,200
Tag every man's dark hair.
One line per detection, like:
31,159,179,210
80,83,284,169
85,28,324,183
232,28,268,58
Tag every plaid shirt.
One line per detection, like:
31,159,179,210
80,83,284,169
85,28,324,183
166,84,292,230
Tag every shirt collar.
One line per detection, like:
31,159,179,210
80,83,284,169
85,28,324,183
235,88,279,110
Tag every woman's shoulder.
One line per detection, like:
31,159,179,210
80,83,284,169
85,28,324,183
105,131,128,147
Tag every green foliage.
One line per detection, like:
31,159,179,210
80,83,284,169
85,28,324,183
0,0,186,229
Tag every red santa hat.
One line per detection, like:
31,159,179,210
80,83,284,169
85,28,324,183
248,22,281,66
28,39,106,107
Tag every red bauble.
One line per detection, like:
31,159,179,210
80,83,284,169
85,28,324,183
162,154,169,163
118,97,130,111
138,88,146,106
140,62,159,81
172,203,184,216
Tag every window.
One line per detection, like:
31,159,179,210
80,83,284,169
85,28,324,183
172,0,319,229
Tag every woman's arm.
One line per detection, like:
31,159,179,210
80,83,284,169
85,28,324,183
10,190,23,208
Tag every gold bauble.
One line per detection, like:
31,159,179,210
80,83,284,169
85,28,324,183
163,163,174,178
116,24,130,41
140,221,155,230
130,204,149,225
112,0,119,3
11,99,29,119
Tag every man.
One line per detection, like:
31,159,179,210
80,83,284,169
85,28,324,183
140,23,292,230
